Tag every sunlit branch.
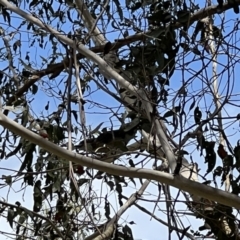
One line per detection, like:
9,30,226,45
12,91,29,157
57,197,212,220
1,113,240,210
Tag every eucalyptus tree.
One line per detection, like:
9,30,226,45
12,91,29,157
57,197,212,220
0,0,240,239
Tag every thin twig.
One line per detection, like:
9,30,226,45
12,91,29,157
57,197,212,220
85,0,110,44
121,195,195,240
85,180,150,240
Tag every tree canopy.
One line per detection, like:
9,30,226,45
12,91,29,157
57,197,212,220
0,0,240,239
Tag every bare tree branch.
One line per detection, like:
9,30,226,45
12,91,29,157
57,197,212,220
1,113,240,209
121,195,195,240
85,180,150,240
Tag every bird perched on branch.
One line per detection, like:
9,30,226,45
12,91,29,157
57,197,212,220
75,118,140,152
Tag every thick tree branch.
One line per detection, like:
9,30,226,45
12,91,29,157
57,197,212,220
85,180,150,240
0,0,177,172
1,113,240,210
3,1,236,117
73,1,240,53
75,0,106,45
74,0,105,45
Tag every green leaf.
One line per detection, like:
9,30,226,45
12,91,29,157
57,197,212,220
29,0,39,8
24,169,34,186
116,182,123,206
174,105,181,112
129,177,136,186
189,97,196,111
91,204,95,216
40,55,48,64
177,10,191,23
113,0,123,21
123,224,134,240
0,140,6,159
180,43,190,52
147,28,165,38
33,180,43,212
107,181,114,191
32,84,38,94
45,101,49,111
191,47,201,55
163,110,174,118
48,125,65,143
72,110,78,122
156,50,164,70
49,68,62,79
234,144,240,168
90,122,104,135
178,150,189,156
78,178,90,186
19,59,35,71
2,175,12,185
13,40,21,52
130,2,141,12
18,212,27,225
129,159,135,167
19,143,35,172
104,197,110,220
7,208,15,228
67,9,74,23
2,8,11,25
